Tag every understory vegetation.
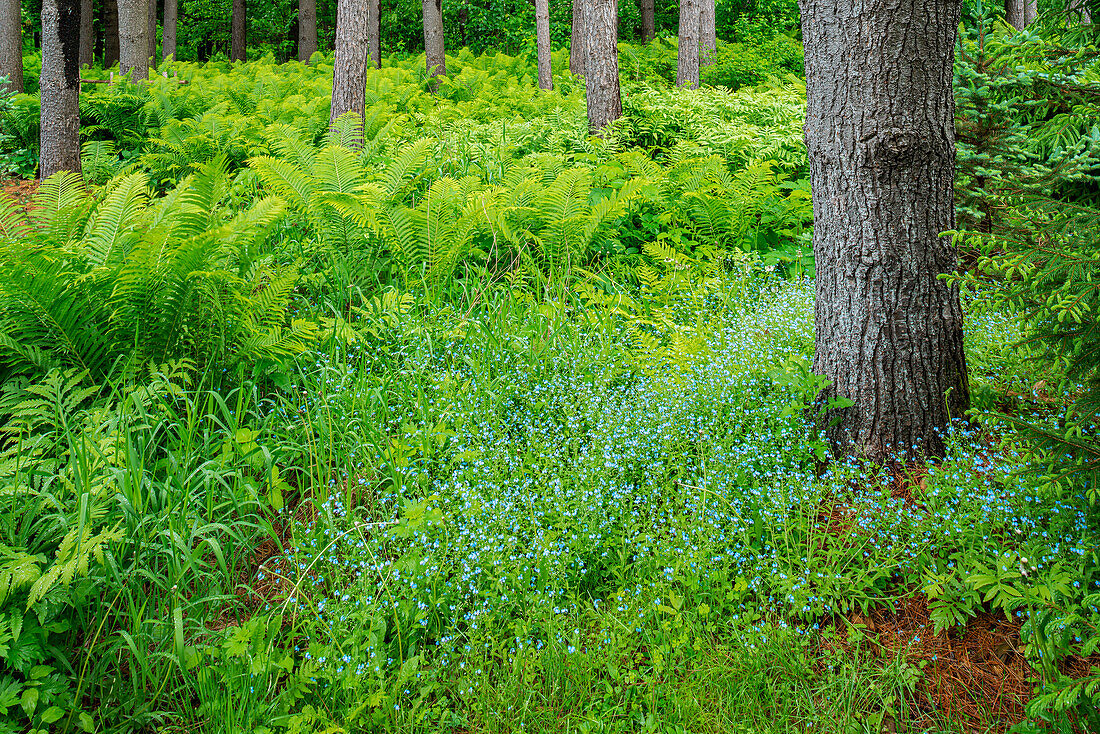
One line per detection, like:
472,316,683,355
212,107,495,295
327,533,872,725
1,12,1099,734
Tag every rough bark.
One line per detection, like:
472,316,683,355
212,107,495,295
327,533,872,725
299,0,317,61
162,0,176,59
40,0,82,178
0,0,23,92
536,0,552,89
640,0,654,42
1068,0,1091,23
118,0,148,79
231,0,246,61
104,0,119,66
79,0,93,67
423,0,445,80
570,0,584,76
676,0,699,88
800,0,969,462
331,0,368,139
584,0,621,133
700,0,715,67
1005,0,1037,28
367,0,380,68
147,0,155,62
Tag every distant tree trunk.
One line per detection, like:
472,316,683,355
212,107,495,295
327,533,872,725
231,0,246,61
299,0,317,61
584,0,620,133
1005,0,1036,28
331,0,368,139
366,0,380,68
104,0,119,66
118,0,148,79
800,0,969,462
0,0,23,91
676,0,699,87
700,0,715,66
423,0,445,81
79,0,93,66
147,0,156,63
570,0,585,76
1068,0,1091,22
162,0,175,59
638,0,651,41
40,0,82,178
535,0,552,89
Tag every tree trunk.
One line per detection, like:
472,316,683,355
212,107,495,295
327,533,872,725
118,0,147,79
79,0,93,67
535,0,552,89
366,0,380,68
40,0,82,178
1005,0,1035,28
423,0,445,81
104,0,119,66
162,0,175,59
299,0,317,61
331,0,368,139
570,0,584,76
147,0,156,63
640,0,654,42
800,0,969,463
231,0,246,61
584,0,620,133
676,0,699,88
700,0,715,67
1068,0,1091,23
0,0,23,92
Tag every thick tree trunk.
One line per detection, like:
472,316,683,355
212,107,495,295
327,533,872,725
1068,0,1091,23
676,0,699,88
1005,0,1037,28
0,0,23,92
800,0,969,463
536,0,552,89
640,0,654,42
570,0,584,76
231,0,246,61
366,0,380,68
118,0,148,79
40,0,82,178
423,0,445,81
79,0,93,67
104,0,119,66
162,0,175,59
299,0,317,61
700,0,715,67
331,0,368,138
147,0,156,63
584,0,620,133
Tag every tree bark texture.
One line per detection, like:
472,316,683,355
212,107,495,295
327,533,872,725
118,0,148,79
331,0,368,136
367,0,380,68
423,0,445,79
570,0,584,76
162,0,176,59
584,0,620,133
536,0,552,89
640,0,654,42
79,0,93,66
104,0,119,66
676,0,699,88
299,0,317,61
40,0,82,179
231,0,246,61
0,0,23,92
147,0,156,62
1005,0,1037,28
1069,0,1091,23
700,0,715,67
800,0,969,462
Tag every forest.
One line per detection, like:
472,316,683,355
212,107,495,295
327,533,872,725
0,0,1099,732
